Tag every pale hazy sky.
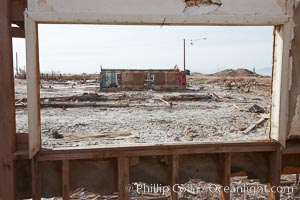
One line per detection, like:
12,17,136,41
12,25,274,75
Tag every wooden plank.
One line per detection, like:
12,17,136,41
118,157,130,200
16,133,29,152
171,155,179,200
242,116,268,134
49,140,275,151
25,13,42,159
62,160,70,200
27,0,285,14
220,153,231,200
282,166,300,174
270,0,294,146
282,142,300,154
31,157,41,200
14,141,278,161
37,141,277,161
0,0,16,198
268,144,282,200
12,27,25,38
27,11,288,26
11,0,27,22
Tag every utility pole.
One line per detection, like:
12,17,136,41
183,37,207,72
183,38,186,71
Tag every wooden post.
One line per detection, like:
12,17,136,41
0,0,16,199
269,144,282,200
118,157,130,200
31,157,41,200
183,39,186,71
25,13,42,159
220,153,231,200
62,160,70,200
16,52,19,76
171,155,179,200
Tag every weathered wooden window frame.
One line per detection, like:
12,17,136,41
24,1,293,159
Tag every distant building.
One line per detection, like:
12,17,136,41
100,68,186,90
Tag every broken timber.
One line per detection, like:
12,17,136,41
242,114,270,134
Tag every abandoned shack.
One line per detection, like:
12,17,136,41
100,68,186,90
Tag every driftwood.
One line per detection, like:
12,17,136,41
163,94,212,101
16,93,149,103
15,98,24,104
209,92,222,100
232,104,241,110
15,93,215,109
153,98,173,108
59,131,133,142
15,102,129,109
64,188,117,199
242,114,270,134
41,102,129,108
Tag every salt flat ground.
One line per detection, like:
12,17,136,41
15,72,272,148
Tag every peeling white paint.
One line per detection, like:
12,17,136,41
183,4,220,15
289,95,300,139
28,0,286,16
185,0,222,7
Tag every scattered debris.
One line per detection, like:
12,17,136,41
185,0,222,7
153,98,173,108
248,104,266,113
163,94,212,101
232,104,241,111
60,131,133,143
211,68,262,77
15,69,272,148
52,130,64,139
209,92,222,100
242,114,270,135
69,188,117,199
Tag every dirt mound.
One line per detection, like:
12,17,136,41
211,68,262,77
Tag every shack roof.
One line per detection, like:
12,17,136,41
101,68,179,73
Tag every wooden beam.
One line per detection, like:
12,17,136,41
62,160,70,200
282,142,300,154
220,153,231,200
282,166,300,174
25,13,42,159
36,141,277,161
12,27,25,38
268,145,282,200
0,0,17,198
118,157,130,200
171,155,179,200
27,12,288,26
270,0,294,146
16,133,29,151
31,157,41,200
11,0,27,22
